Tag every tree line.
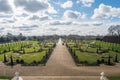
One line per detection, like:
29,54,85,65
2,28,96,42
0,25,119,44
102,25,120,44
0,33,26,43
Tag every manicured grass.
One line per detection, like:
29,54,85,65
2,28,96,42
20,51,46,64
0,41,28,53
0,40,55,65
0,76,13,80
81,46,97,53
67,40,120,65
108,76,120,80
95,41,120,52
75,50,99,64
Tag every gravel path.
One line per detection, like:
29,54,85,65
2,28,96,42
1,38,120,80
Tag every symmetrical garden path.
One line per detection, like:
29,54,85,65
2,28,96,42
1,38,120,80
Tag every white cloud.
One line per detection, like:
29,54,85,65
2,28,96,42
64,10,81,20
61,1,73,8
0,13,12,18
49,20,72,25
81,13,87,19
72,21,103,26
92,4,120,19
14,0,57,14
13,24,38,31
39,16,50,21
28,14,52,21
63,10,86,20
0,0,12,13
47,6,57,14
0,0,119,36
29,15,40,20
14,0,49,13
77,0,95,7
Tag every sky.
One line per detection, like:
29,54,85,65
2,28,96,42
0,0,120,36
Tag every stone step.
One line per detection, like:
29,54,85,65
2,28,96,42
12,76,109,80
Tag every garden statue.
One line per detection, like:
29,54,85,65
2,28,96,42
15,71,19,80
14,71,23,80
100,72,106,80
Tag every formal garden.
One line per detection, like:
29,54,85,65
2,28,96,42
0,40,56,66
66,40,120,66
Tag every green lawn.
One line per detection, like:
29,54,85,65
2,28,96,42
67,40,120,65
20,51,46,64
75,50,99,64
0,40,55,65
95,41,120,52
0,76,13,80
108,77,120,80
